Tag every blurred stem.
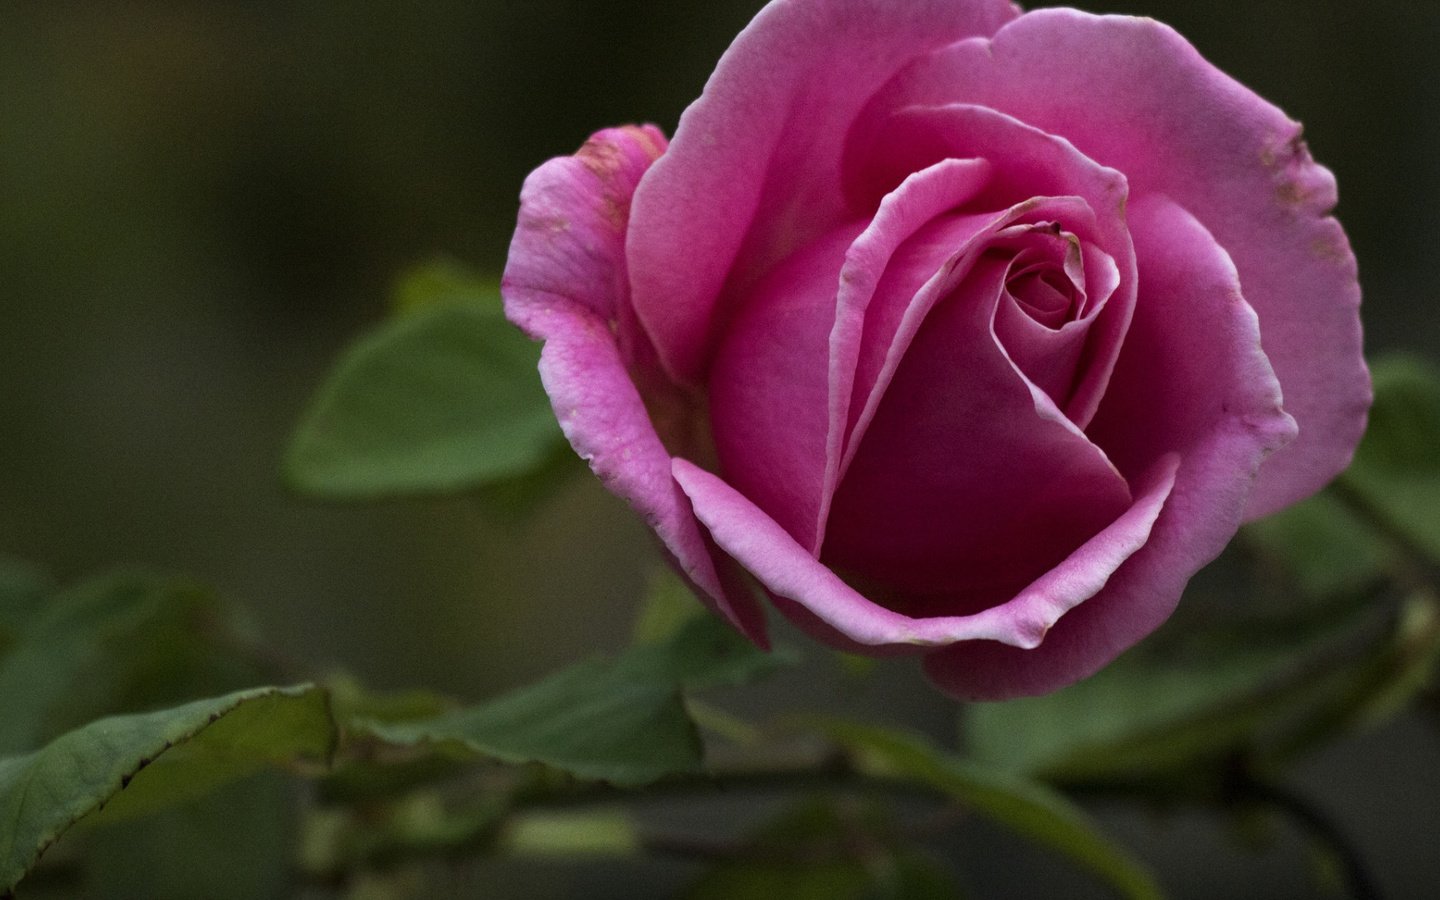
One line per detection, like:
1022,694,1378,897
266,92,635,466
1225,771,1381,900
298,754,939,880
1070,768,1380,900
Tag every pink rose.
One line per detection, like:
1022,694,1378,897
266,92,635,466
501,0,1369,699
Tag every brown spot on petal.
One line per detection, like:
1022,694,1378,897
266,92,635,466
1260,128,1306,171
1312,236,1351,264
624,125,667,163
1276,180,1311,207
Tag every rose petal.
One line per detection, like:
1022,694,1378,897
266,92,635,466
841,196,1104,482
991,232,1118,407
863,10,1367,516
823,255,1135,602
922,196,1297,700
505,126,667,333
674,450,1172,653
709,223,864,552
847,102,1135,429
628,0,1021,384
502,126,768,646
822,157,993,550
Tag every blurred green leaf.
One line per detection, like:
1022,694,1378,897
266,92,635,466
301,791,510,877
966,610,1368,784
1244,490,1396,601
355,615,790,787
389,257,500,317
84,773,296,900
632,568,708,646
470,437,586,521
624,611,795,693
0,556,52,652
1258,589,1440,764
285,297,563,500
0,685,334,895
1337,354,1440,563
327,674,459,725
355,657,698,787
0,572,270,756
814,720,1163,900
685,798,963,900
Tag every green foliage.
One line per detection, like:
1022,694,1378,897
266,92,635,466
11,354,1440,897
814,720,1163,900
0,572,271,756
1337,354,1440,563
83,773,297,900
284,266,565,501
388,257,499,317
499,809,640,856
0,685,333,895
965,609,1368,783
685,798,963,900
0,556,51,654
1244,490,1396,600
355,614,790,787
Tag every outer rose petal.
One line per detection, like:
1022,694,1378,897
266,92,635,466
923,196,1297,700
502,126,768,645
859,10,1368,516
673,452,1173,653
628,0,1021,384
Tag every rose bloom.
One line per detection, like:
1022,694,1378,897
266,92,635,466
502,0,1369,699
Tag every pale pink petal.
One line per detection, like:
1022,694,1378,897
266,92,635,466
864,10,1367,516
923,196,1296,700
505,125,667,332
502,126,767,645
628,0,1021,384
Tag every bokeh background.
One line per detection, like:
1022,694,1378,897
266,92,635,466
2,1,1437,897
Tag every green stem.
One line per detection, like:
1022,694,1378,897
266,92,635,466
1227,772,1382,900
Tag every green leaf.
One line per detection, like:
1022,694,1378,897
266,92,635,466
631,568,708,646
285,297,563,500
355,615,790,787
1243,490,1396,600
1338,354,1440,563
83,773,296,900
965,609,1368,784
814,720,1163,900
388,257,498,317
355,657,699,787
0,572,271,756
0,685,334,894
1257,589,1440,764
0,556,51,653
622,612,795,693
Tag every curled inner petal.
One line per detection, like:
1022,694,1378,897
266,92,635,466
822,251,1134,606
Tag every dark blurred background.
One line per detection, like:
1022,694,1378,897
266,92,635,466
2,1,1437,897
